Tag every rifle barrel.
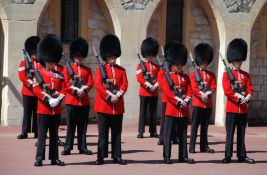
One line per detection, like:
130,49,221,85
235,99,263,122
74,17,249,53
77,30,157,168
189,52,194,62
93,46,98,57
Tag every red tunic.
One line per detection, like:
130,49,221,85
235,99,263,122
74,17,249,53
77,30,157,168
63,63,94,106
190,69,216,108
54,64,64,73
136,61,160,96
222,68,253,114
18,58,40,96
162,71,192,118
157,68,167,103
33,68,65,115
94,63,128,115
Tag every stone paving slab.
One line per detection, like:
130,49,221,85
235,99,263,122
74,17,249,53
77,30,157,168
0,125,267,175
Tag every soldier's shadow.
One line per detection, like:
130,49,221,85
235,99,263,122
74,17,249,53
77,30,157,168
126,159,164,164
196,159,267,164
214,150,267,154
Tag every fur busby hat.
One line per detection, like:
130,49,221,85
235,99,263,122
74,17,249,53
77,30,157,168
24,36,41,57
70,37,88,59
227,38,247,63
164,40,178,61
100,34,121,61
194,43,213,66
141,37,159,58
168,43,188,66
37,35,63,64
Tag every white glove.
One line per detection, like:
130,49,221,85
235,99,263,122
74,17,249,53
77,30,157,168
200,91,208,103
72,86,81,93
240,94,252,104
81,85,88,92
153,82,159,89
184,96,191,104
49,98,60,108
205,90,212,96
234,92,245,103
111,95,119,104
174,96,186,106
116,90,123,98
144,81,153,89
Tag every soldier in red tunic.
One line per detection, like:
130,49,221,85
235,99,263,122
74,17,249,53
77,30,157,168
33,35,65,166
161,43,194,164
17,36,40,139
61,38,94,155
158,41,179,145
34,38,65,147
189,43,216,153
222,38,255,164
94,34,128,165
136,38,160,138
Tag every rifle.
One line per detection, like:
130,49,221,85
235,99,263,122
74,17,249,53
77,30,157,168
22,49,34,79
63,54,85,89
190,52,211,93
34,69,56,97
219,53,247,94
136,49,156,84
157,47,185,99
93,46,118,94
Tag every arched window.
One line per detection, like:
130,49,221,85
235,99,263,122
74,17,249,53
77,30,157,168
166,0,184,43
61,0,79,42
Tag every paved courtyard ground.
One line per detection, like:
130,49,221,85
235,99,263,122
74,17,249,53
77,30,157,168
0,124,266,175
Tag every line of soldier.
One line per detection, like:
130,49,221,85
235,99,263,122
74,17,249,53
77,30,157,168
17,33,255,166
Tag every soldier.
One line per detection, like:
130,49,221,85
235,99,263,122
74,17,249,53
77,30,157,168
34,34,65,147
136,37,160,138
157,41,179,145
161,43,194,164
94,34,128,165
222,38,255,164
61,37,94,155
189,43,216,153
17,36,40,139
33,35,65,166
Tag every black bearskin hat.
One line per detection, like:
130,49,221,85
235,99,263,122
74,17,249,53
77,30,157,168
24,36,41,56
168,43,188,66
70,37,88,59
227,38,247,63
100,34,121,61
141,37,159,58
164,40,178,61
194,43,213,66
37,35,63,64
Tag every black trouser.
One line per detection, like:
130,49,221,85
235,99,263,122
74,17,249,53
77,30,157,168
189,107,212,151
97,113,123,159
163,116,188,159
225,113,247,158
159,103,166,142
21,96,38,134
36,114,60,160
159,103,178,143
64,105,89,151
138,96,158,134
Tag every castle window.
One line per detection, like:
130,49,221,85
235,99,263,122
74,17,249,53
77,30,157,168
61,0,79,42
166,0,184,43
